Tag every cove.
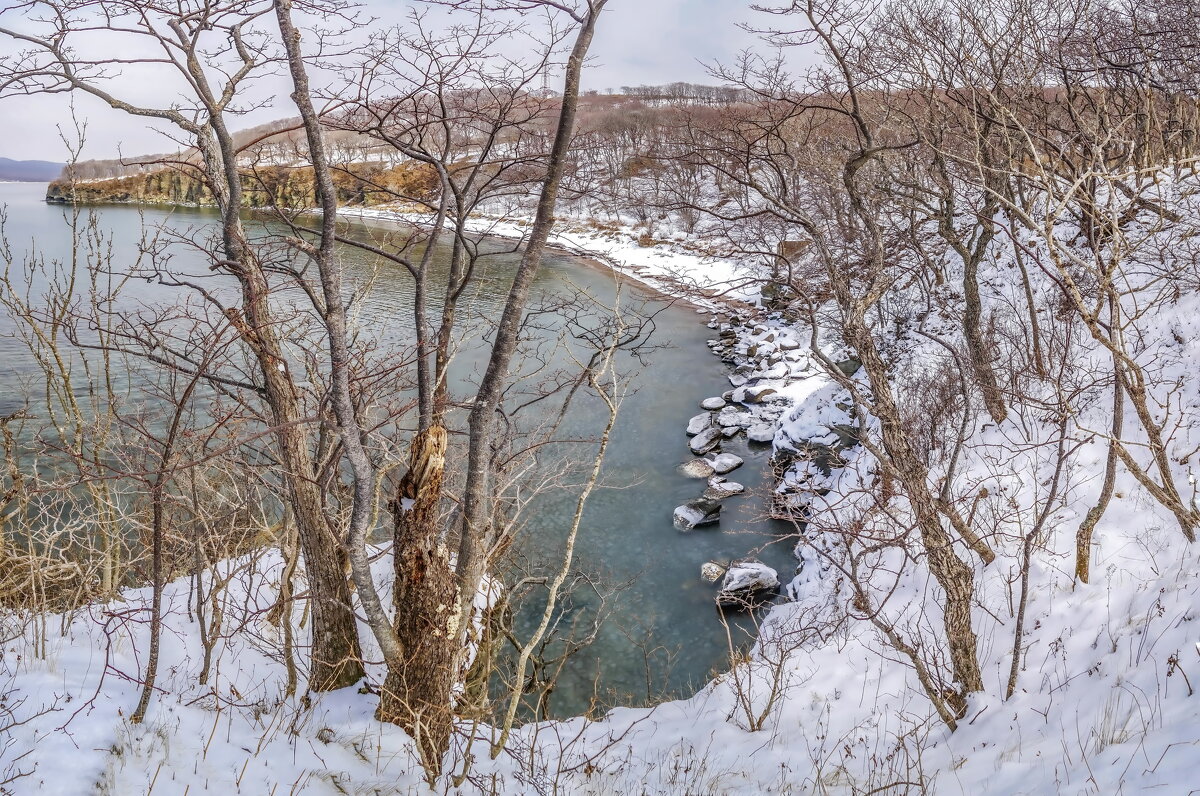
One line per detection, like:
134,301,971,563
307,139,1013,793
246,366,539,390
0,181,797,718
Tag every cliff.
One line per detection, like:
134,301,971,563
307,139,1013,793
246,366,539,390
45,161,439,209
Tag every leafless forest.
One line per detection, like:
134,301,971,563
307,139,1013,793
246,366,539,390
2,0,1200,793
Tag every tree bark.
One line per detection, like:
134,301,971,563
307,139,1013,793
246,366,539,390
203,106,364,692
1076,303,1124,583
377,426,458,777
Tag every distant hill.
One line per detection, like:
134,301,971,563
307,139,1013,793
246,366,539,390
0,157,65,182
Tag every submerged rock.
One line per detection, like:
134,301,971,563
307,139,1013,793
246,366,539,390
686,412,712,436
700,396,727,410
689,426,723,454
706,452,744,474
674,498,722,530
679,459,716,479
717,561,780,607
701,562,726,583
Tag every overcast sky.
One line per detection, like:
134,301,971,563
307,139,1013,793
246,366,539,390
0,0,765,163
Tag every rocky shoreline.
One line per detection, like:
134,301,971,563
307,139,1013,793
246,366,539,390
677,305,864,609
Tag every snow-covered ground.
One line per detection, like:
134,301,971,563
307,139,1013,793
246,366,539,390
338,205,764,308
5,174,1200,794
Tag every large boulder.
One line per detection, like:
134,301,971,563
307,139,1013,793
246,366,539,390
717,561,780,607
689,426,723,454
673,498,722,530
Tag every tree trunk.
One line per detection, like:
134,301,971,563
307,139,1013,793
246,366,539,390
1076,318,1124,583
203,111,365,691
842,309,985,708
962,251,1007,424
377,426,458,777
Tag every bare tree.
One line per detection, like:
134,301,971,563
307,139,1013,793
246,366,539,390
0,0,367,690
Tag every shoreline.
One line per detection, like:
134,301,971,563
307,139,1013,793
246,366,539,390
334,204,762,315
38,190,759,313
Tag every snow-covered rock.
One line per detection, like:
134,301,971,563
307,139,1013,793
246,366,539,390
688,426,723,454
673,498,722,530
685,412,712,436
700,396,727,410
700,562,726,582
716,560,779,606
703,478,745,500
706,452,743,474
747,423,775,443
716,408,753,428
741,384,779,403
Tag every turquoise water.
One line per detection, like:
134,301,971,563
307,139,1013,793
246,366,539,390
0,181,797,716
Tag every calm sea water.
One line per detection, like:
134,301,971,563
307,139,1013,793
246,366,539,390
0,181,796,716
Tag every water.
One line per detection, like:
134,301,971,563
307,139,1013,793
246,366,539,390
0,181,798,716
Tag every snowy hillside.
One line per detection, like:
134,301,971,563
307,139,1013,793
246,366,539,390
6,165,1200,794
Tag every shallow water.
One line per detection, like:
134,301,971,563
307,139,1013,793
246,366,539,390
0,181,797,716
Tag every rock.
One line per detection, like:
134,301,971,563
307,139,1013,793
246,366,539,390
717,560,779,606
700,396,727,410
742,385,779,403
728,374,747,387
710,475,745,490
836,357,862,376
755,363,789,380
701,562,726,583
706,452,744,474
747,424,775,444
689,426,723,454
679,459,715,478
716,409,753,428
674,498,722,530
704,478,745,500
686,413,712,436
721,426,740,438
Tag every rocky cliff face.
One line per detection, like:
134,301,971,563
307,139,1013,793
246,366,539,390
45,161,439,209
